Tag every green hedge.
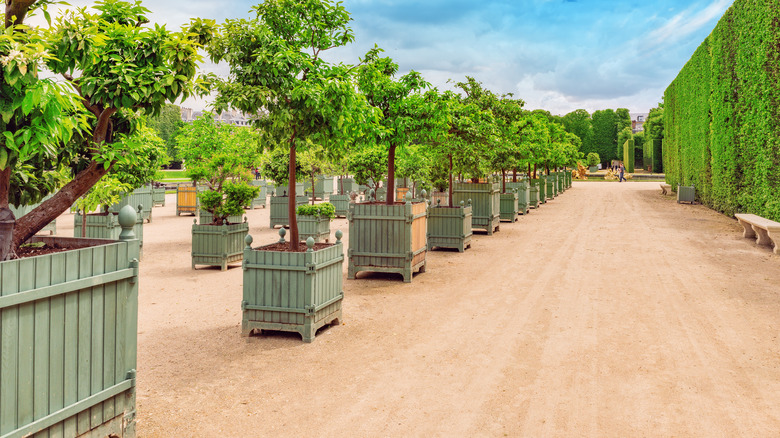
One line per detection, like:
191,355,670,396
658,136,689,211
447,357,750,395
664,0,780,220
623,138,635,173
651,139,663,173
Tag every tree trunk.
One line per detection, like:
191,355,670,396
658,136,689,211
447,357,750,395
512,169,517,182
311,174,316,205
13,160,110,248
386,144,396,204
339,175,343,195
288,133,299,251
502,170,506,193
448,154,454,208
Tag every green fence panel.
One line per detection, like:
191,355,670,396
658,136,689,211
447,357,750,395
452,181,500,235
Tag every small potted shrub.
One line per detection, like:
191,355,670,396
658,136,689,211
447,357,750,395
587,152,600,174
296,202,335,243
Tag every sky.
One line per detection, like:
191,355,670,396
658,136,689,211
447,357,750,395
38,0,735,116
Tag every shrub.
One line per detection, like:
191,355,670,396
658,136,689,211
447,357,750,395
586,152,600,167
296,202,336,220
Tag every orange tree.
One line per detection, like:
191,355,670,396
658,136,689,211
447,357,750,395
0,0,206,258
206,0,375,249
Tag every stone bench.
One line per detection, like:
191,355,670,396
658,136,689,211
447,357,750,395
660,183,672,195
735,213,780,254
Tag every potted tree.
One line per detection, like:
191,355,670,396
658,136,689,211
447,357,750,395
208,0,365,340
348,55,447,282
0,3,204,436
296,202,335,243
74,176,144,254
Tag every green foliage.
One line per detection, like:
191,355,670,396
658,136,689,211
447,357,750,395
346,143,387,189
664,0,779,220
644,104,664,172
199,181,258,224
586,152,600,167
623,138,635,173
561,109,594,155
356,55,448,202
76,175,132,213
259,146,304,185
617,126,633,160
296,202,335,220
146,103,184,164
591,109,618,163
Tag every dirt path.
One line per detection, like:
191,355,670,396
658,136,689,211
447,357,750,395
58,182,779,436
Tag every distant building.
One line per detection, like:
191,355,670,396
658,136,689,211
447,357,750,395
630,113,649,134
180,107,253,126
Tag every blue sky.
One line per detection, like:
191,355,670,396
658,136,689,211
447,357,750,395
42,0,734,115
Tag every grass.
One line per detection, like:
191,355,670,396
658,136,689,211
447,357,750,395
159,169,188,181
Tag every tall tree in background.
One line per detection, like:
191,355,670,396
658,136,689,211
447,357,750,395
644,103,664,172
146,103,184,167
561,109,593,155
591,109,618,164
615,108,632,159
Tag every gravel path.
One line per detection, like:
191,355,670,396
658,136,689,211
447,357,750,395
55,181,779,437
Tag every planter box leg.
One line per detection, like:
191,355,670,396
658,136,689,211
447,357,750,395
348,263,357,280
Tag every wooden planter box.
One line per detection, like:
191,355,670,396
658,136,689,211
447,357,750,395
427,204,472,252
677,185,696,204
249,180,267,209
396,187,410,201
304,175,332,200
191,220,249,270
453,181,500,235
272,183,304,197
532,178,546,204
335,177,358,195
546,175,557,198
176,186,198,216
199,209,244,225
506,181,530,215
347,201,427,283
111,187,153,223
74,210,144,257
431,191,448,206
242,235,344,343
0,234,139,438
529,184,540,209
296,214,331,243
270,196,310,228
500,192,519,222
329,194,350,218
152,186,166,207
589,165,598,173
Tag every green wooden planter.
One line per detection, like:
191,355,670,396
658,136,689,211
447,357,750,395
427,202,472,252
199,209,245,225
152,186,166,207
270,196,310,228
296,214,331,243
249,180,267,209
329,194,350,218
532,178,546,204
0,209,139,438
452,181,500,235
74,209,144,258
529,183,540,209
304,175,333,200
347,200,427,283
111,187,153,223
242,231,344,343
567,170,573,188
176,186,198,216
500,192,519,222
273,183,305,197
335,177,358,195
546,175,557,198
507,181,530,214
191,219,249,270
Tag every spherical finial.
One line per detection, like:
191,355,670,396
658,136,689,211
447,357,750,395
193,218,198,225
421,189,427,199
244,234,253,249
460,200,464,207
436,199,441,206
404,192,412,203
335,229,343,243
117,205,137,241
306,237,315,252
137,204,143,213
278,227,287,243
468,198,472,206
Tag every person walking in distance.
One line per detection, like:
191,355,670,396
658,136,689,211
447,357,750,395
619,163,626,182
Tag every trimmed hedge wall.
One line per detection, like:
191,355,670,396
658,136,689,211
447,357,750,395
664,1,780,220
623,138,635,173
